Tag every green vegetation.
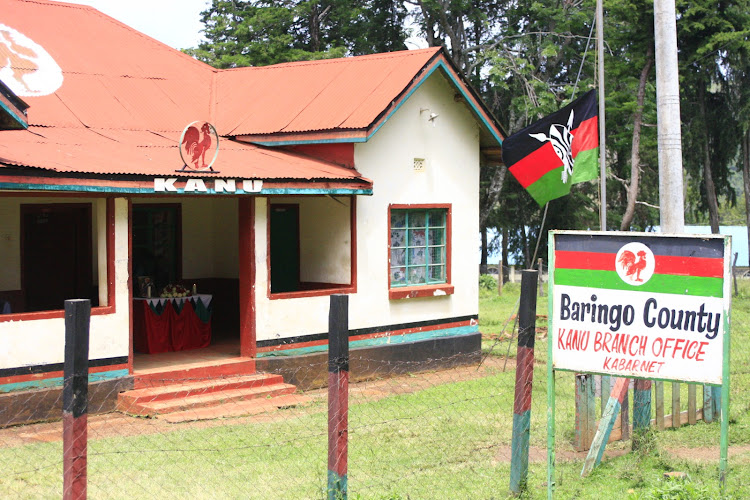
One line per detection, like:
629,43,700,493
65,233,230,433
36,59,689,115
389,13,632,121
1,280,749,498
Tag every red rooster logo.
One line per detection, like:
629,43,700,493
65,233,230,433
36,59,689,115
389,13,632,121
617,250,648,282
181,122,213,169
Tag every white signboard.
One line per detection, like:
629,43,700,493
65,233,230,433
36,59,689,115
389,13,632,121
550,231,730,385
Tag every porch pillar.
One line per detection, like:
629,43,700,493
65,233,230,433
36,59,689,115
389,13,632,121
238,197,256,359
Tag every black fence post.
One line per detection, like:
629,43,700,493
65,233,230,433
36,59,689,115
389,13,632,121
510,270,538,495
63,299,90,500
327,294,349,500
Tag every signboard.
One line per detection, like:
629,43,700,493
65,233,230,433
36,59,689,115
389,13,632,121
550,231,731,385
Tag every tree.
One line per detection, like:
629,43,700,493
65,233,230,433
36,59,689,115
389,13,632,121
678,0,750,233
185,0,408,68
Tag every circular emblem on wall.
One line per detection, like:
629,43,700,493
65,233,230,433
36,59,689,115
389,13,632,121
615,242,655,286
0,24,63,97
179,121,220,172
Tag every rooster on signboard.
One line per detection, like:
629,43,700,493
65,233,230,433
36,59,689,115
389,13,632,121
617,249,648,282
182,122,212,169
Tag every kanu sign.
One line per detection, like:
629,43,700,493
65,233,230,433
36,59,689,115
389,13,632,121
549,231,731,385
154,178,263,194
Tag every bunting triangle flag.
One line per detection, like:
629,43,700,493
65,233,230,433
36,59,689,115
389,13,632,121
502,89,599,206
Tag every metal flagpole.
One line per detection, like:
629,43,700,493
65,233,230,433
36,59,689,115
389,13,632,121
597,0,606,231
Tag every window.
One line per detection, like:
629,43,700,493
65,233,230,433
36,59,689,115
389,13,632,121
268,197,356,299
389,204,453,299
0,198,115,320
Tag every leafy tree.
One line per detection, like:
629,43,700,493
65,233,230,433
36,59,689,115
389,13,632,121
677,0,750,233
185,0,408,68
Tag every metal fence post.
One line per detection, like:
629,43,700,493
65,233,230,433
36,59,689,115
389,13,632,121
328,294,349,500
510,270,538,495
63,299,90,500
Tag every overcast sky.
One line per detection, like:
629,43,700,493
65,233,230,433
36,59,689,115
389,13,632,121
60,0,210,50
59,1,427,51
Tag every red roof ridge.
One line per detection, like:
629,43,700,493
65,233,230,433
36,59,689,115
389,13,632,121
218,47,441,73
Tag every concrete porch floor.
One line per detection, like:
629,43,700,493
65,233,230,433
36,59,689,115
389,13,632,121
132,337,242,374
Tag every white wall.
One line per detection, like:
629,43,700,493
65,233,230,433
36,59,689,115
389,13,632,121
0,198,130,368
254,70,480,341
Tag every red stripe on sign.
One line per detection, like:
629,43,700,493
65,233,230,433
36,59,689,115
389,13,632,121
555,250,613,271
555,250,724,278
655,255,724,278
571,116,598,157
508,142,563,188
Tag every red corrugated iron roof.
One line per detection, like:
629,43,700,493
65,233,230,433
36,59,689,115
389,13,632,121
0,126,367,181
0,0,502,183
2,0,212,131
214,49,441,136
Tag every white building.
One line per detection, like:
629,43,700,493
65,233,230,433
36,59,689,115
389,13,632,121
0,0,505,424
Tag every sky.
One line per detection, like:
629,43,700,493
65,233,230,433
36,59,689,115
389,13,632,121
59,1,427,51
60,0,211,50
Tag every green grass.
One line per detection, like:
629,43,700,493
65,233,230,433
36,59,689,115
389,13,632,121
2,279,750,498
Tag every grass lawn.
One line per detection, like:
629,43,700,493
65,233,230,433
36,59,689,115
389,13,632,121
1,279,749,499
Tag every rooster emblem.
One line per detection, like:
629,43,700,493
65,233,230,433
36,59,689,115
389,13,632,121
0,23,63,97
615,243,655,286
181,122,214,170
618,250,648,282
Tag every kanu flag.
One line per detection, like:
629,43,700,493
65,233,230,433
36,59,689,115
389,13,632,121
550,231,731,385
503,90,599,206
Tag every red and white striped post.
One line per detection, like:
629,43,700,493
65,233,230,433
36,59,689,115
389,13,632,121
63,299,90,500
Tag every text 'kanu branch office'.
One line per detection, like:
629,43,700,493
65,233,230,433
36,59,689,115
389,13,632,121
0,0,507,425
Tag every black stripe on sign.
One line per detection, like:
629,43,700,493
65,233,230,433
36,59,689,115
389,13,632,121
554,233,725,259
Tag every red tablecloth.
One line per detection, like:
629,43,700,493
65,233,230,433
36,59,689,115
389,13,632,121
133,295,212,354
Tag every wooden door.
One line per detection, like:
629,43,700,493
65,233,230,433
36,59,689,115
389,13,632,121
270,204,300,293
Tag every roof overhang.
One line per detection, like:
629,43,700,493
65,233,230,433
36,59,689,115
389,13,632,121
0,79,29,130
0,127,373,196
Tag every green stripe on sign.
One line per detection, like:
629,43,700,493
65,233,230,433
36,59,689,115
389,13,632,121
555,269,724,297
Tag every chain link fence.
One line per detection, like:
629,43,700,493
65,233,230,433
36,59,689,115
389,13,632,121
1,275,748,498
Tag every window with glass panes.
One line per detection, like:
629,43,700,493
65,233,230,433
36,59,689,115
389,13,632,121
389,208,447,287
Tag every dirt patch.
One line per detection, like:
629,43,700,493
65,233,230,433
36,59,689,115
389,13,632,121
0,355,516,446
492,445,630,464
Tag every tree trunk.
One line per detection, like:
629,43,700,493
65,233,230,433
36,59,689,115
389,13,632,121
699,79,720,233
480,227,488,274
620,51,653,231
743,129,750,267
479,164,507,229
502,226,509,282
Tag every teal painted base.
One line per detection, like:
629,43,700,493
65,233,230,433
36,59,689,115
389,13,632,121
633,388,651,430
327,470,348,500
259,326,478,358
510,410,531,494
0,369,129,393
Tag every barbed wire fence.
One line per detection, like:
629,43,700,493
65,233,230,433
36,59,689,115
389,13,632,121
1,271,747,499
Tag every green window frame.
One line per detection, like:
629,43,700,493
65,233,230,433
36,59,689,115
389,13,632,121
389,207,448,287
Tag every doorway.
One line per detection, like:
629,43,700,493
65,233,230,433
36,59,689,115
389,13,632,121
270,204,300,293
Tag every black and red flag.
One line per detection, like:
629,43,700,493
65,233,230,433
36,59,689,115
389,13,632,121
502,90,599,206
